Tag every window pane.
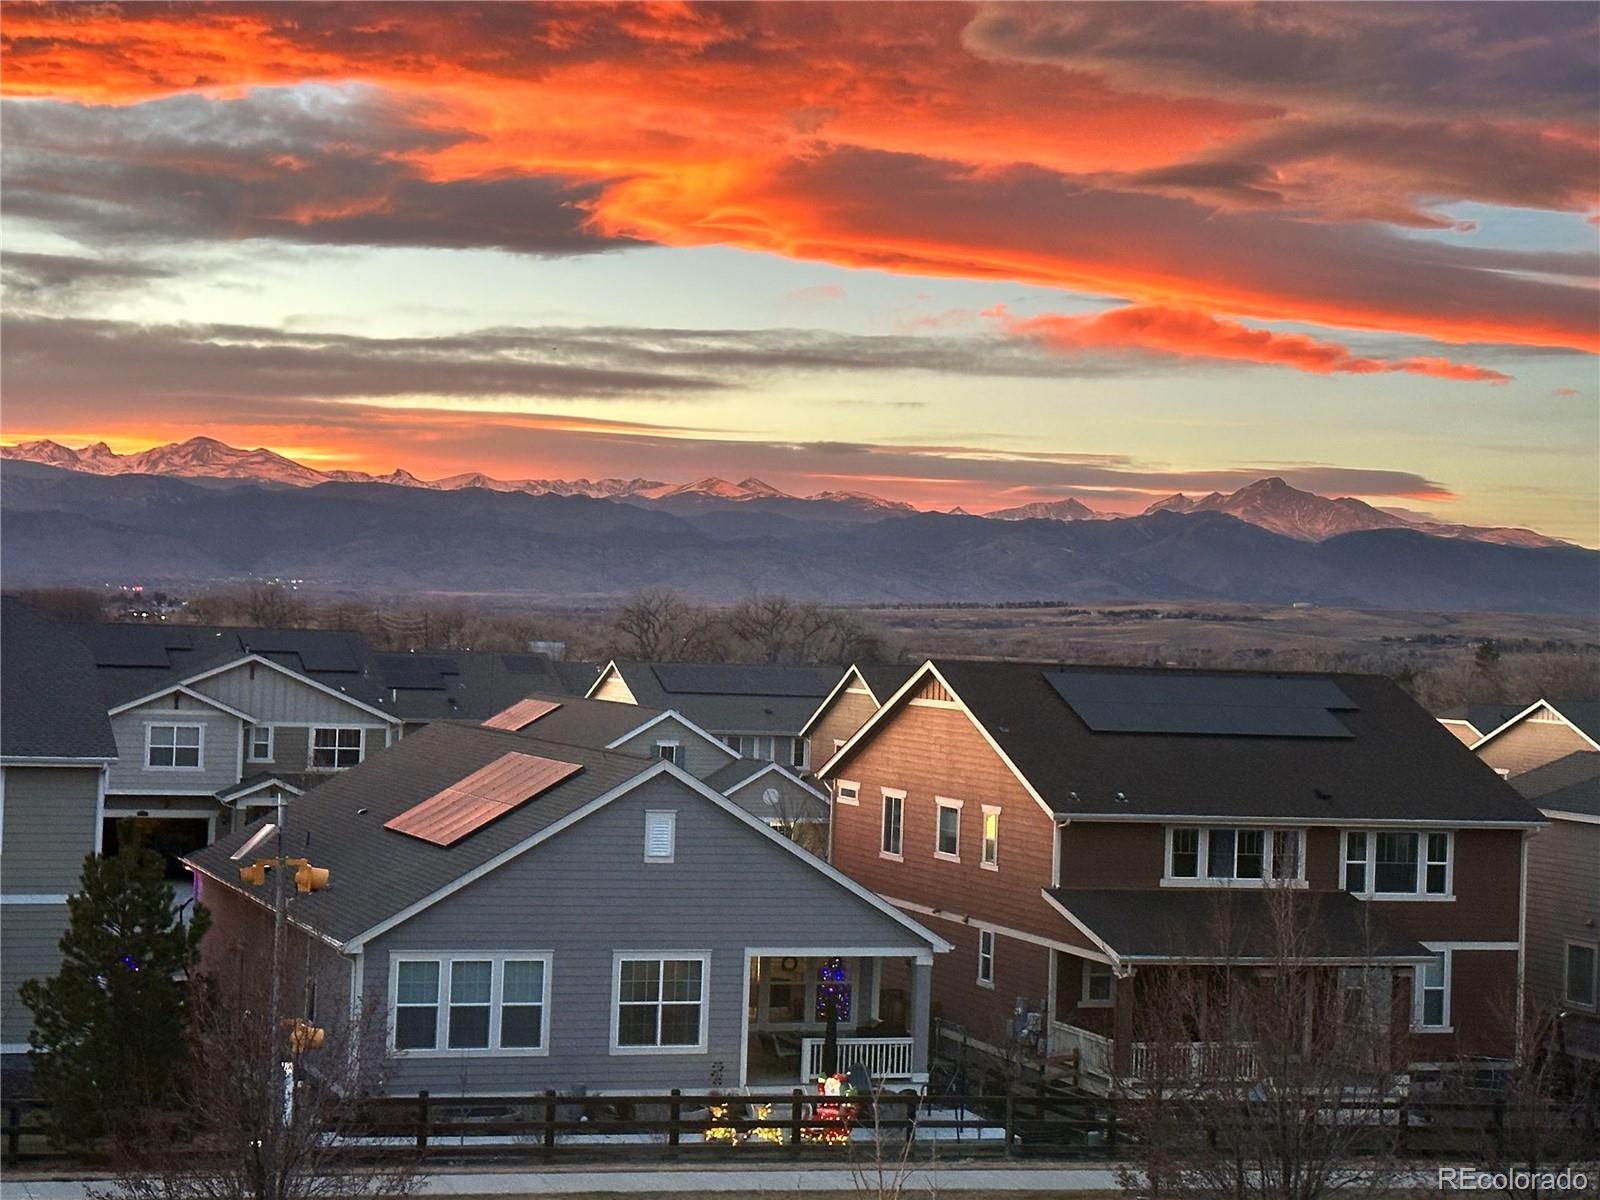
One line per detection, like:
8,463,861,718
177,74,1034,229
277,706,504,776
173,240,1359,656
1207,829,1236,878
339,728,362,749
617,1004,658,1046
938,806,959,855
1272,830,1302,879
151,726,176,747
1375,833,1419,893
501,1004,543,1048
448,1005,490,1049
1422,990,1445,1028
451,961,492,1004
1170,828,1199,877
1235,830,1265,879
397,961,440,1004
659,1003,702,1045
503,960,544,1004
620,960,661,1003
1569,945,1597,1006
395,1006,437,1050
1422,956,1443,988
661,959,702,1002
1345,832,1368,891
175,726,200,747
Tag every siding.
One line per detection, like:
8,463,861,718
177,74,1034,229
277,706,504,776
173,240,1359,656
196,661,388,726
920,914,1052,1053
591,674,636,704
107,697,241,796
1524,816,1600,1016
1,765,100,892
2,903,71,1044
256,724,388,775
608,717,731,780
808,689,879,771
1477,718,1593,777
364,773,931,1095
724,772,827,826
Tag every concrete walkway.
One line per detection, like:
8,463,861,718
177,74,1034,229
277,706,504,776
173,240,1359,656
1,1165,1125,1198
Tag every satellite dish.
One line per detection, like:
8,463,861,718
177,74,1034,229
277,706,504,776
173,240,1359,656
762,787,781,807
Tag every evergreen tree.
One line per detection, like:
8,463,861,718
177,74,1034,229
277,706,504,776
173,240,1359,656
20,829,210,1149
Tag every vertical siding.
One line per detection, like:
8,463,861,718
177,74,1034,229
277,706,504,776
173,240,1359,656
1,903,72,1044
1477,720,1592,777
364,774,933,1095
195,662,389,725
1,765,100,891
107,697,241,795
1524,817,1600,1016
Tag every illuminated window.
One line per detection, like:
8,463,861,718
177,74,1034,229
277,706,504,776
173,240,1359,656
981,806,1000,869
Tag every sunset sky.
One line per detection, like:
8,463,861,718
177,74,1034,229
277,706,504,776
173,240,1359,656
2,1,1596,540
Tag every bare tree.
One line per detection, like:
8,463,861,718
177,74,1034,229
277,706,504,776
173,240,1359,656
1114,887,1405,1200
607,589,699,660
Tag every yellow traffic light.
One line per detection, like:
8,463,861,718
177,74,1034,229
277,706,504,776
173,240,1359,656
238,861,268,887
294,862,330,893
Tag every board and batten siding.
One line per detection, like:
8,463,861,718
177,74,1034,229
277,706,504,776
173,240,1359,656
363,773,931,1095
1525,816,1600,1016
193,661,390,727
106,696,241,796
607,716,730,780
2,903,73,1045
1,765,101,892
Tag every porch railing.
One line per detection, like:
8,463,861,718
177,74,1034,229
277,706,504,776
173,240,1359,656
801,1035,916,1081
1130,1039,1259,1081
1051,1022,1112,1081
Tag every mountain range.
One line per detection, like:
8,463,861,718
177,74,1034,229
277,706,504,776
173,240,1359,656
0,437,1567,548
2,456,1594,613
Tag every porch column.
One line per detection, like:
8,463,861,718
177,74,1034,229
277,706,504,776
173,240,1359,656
1111,967,1135,1076
909,953,933,1075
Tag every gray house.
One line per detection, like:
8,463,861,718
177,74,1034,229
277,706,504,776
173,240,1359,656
185,721,948,1096
1,601,118,1056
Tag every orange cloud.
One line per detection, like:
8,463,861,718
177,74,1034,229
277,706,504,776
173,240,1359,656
989,304,1512,384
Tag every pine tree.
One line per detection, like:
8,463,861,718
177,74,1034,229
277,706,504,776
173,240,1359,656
19,830,210,1150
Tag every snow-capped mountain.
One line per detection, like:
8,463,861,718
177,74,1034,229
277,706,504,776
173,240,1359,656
986,497,1102,522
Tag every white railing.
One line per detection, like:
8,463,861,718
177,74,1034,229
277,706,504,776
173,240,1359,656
1130,1040,1259,1081
1051,1022,1113,1082
801,1036,916,1082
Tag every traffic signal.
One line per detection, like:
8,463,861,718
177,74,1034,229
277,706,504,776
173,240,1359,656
294,862,330,893
238,860,269,887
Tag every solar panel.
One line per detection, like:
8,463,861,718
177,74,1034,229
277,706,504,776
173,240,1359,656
1044,670,1357,738
83,625,195,668
242,632,361,673
377,654,460,690
650,663,836,697
481,698,561,731
500,654,553,675
385,752,583,846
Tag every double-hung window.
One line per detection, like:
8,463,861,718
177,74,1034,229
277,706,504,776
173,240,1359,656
392,955,550,1053
791,739,808,770
835,780,860,806
935,798,962,861
246,725,273,762
147,723,202,769
614,955,707,1052
311,727,363,770
981,805,1000,870
880,789,904,859
1165,827,1303,883
1567,942,1598,1009
1414,951,1450,1030
1082,960,1114,1006
977,929,995,987
1344,830,1451,898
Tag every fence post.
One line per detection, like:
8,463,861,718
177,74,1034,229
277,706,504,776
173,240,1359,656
5,1102,18,1162
789,1088,804,1155
1106,1097,1117,1156
1396,1095,1407,1155
668,1088,681,1155
543,1090,557,1160
1004,1089,1016,1158
414,1090,429,1151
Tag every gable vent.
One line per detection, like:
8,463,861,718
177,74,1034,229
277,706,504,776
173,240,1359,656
644,810,676,862
386,752,582,846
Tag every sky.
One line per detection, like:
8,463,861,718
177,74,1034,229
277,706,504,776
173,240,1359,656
1,1,1597,541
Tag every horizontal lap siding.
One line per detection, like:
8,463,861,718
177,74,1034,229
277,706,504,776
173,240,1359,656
1,766,100,892
1524,818,1600,1015
1411,949,1519,1060
1477,720,1592,777
366,775,928,1095
609,718,729,780
107,699,240,796
1367,829,1523,944
922,916,1051,1052
1,903,71,1044
810,691,880,769
1059,822,1164,887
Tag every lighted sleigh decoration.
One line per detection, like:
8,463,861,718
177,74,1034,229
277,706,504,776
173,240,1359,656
800,1072,859,1144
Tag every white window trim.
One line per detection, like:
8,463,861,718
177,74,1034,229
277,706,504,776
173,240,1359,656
1161,826,1307,887
143,721,206,772
934,796,964,863
835,779,860,806
644,810,676,863
309,725,367,771
1081,959,1115,1009
980,804,1001,872
1565,939,1599,1011
388,952,553,1058
977,927,996,989
880,788,905,861
1412,946,1453,1033
791,738,809,771
246,726,274,763
609,951,711,1055
1342,830,1455,901
653,740,683,767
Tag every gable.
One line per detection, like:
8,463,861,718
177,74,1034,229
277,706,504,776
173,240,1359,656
191,658,390,725
589,666,638,705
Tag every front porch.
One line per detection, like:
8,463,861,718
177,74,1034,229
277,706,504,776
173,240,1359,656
744,951,930,1088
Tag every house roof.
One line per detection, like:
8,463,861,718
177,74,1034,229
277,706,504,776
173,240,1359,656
1434,703,1528,738
1469,699,1600,750
1511,750,1600,818
1046,888,1431,965
1,599,118,761
216,772,320,803
702,758,829,819
830,659,1543,825
592,661,841,734
798,661,916,738
373,651,597,721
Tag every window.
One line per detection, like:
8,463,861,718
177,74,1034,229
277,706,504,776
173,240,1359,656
791,739,808,770
1414,952,1450,1030
311,727,363,770
146,723,202,769
1166,827,1303,883
391,956,550,1054
644,811,676,862
977,929,995,987
880,790,904,858
935,798,962,860
1345,830,1452,897
766,958,806,1023
615,956,706,1051
835,780,860,806
654,741,683,767
981,806,1000,870
247,725,273,762
726,734,776,761
1567,943,1598,1009
1082,960,1114,1007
